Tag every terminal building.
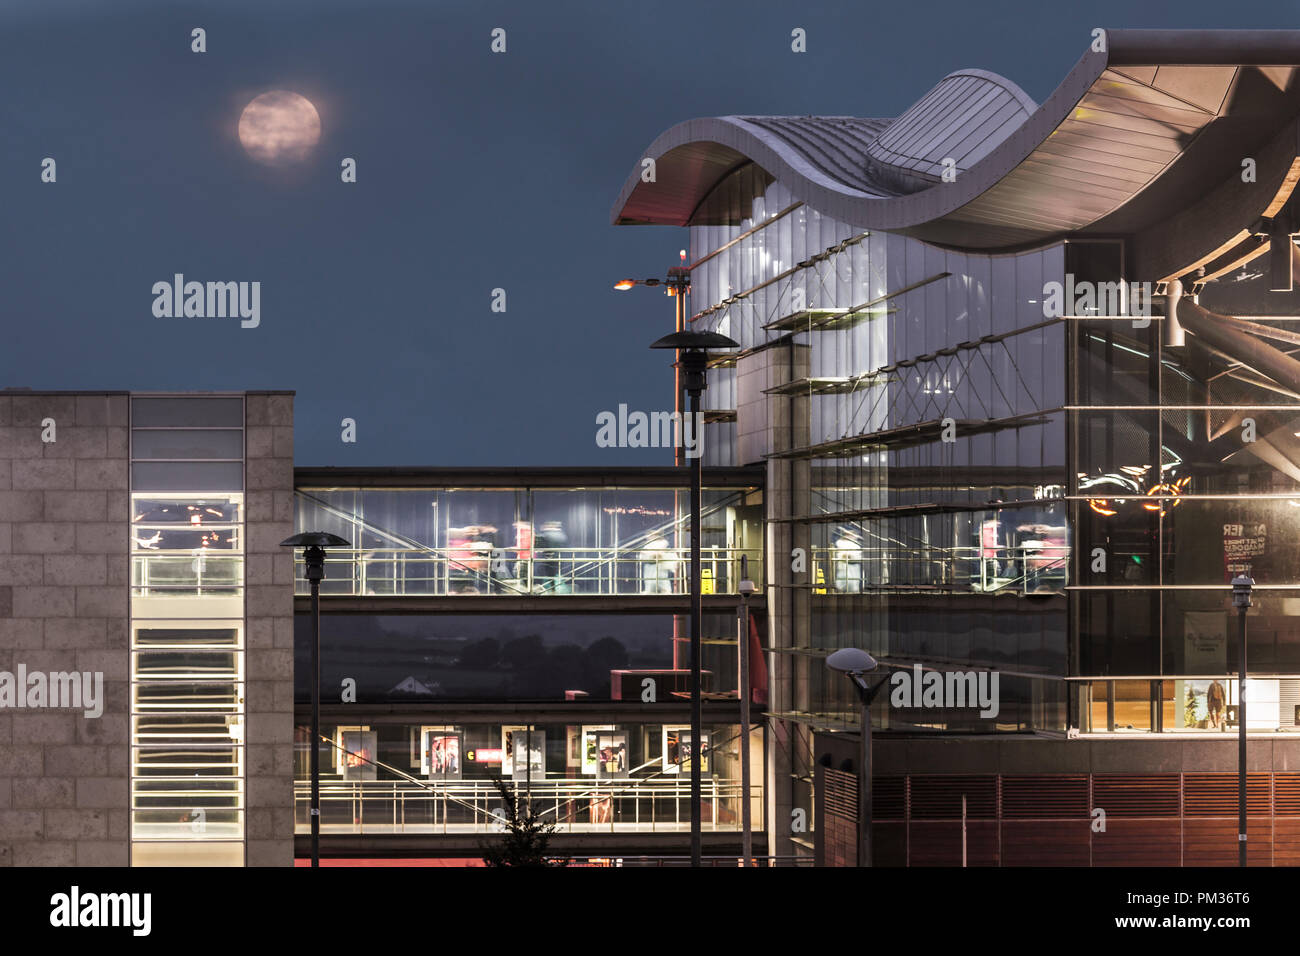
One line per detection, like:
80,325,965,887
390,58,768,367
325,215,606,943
612,28,1300,865
8,29,1300,866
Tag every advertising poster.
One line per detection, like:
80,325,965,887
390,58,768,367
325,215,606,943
581,725,616,775
680,731,709,774
340,729,377,781
423,731,461,779
1223,521,1266,581
595,731,628,780
503,727,545,780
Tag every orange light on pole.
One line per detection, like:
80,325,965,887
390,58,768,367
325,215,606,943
614,279,636,291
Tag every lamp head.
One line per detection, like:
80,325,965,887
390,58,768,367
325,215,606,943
650,330,739,396
826,647,878,675
281,532,351,582
1232,574,1254,608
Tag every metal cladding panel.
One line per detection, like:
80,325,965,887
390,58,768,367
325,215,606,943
731,116,892,197
868,70,1037,180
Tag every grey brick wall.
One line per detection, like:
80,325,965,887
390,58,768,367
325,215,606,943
0,392,131,867
243,392,296,866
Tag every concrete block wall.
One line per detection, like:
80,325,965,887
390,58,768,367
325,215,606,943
243,392,296,866
0,392,131,867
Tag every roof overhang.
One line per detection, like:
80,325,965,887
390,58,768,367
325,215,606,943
611,30,1300,257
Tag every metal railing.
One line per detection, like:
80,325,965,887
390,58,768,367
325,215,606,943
554,855,809,867
293,777,760,835
808,544,1068,595
292,546,763,597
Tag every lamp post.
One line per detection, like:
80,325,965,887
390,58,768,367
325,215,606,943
737,556,756,866
826,648,889,867
281,531,350,868
615,252,691,467
650,326,738,867
1232,573,1254,868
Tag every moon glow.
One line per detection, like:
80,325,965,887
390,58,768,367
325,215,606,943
238,91,321,165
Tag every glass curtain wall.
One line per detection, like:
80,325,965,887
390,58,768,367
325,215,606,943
689,164,1069,735
293,485,762,597
1070,240,1300,733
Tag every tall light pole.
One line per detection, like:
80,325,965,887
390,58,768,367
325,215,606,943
738,556,756,866
1232,573,1254,868
617,257,691,674
826,648,889,867
281,531,350,868
650,326,738,867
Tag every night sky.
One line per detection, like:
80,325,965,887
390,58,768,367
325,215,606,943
2,0,1293,467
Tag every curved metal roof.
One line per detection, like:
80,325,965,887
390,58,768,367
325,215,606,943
611,30,1300,258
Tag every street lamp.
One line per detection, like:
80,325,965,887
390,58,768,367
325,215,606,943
650,326,738,867
617,251,690,466
826,647,889,868
281,531,350,868
1232,573,1254,868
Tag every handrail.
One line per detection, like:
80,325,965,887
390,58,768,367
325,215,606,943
807,543,1068,595
286,545,762,597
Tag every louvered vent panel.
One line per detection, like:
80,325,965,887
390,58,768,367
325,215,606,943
1183,772,1270,816
1281,681,1300,728
823,768,857,820
1275,773,1300,814
1091,774,1179,817
909,775,997,819
1001,774,1089,819
873,776,906,819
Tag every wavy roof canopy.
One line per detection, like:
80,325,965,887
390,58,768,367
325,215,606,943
612,30,1300,259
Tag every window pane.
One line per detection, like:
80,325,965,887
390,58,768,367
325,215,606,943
132,462,244,492
132,397,243,427
132,429,243,460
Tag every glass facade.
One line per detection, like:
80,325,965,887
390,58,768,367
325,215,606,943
689,164,1068,741
1069,241,1300,733
294,613,748,701
129,396,246,865
295,717,762,837
293,483,762,597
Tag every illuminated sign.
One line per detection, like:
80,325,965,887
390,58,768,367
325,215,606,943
468,748,503,763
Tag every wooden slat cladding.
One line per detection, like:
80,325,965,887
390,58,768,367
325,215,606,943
1092,774,1179,817
1091,820,1182,867
1183,819,1272,867
1183,772,1271,815
1002,821,1090,866
1002,774,1089,819
909,821,999,866
909,775,997,819
1273,818,1300,865
824,771,1300,866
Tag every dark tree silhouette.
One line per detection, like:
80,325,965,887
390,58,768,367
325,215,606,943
480,777,567,867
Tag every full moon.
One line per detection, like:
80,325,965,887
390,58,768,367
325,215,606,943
238,91,321,165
